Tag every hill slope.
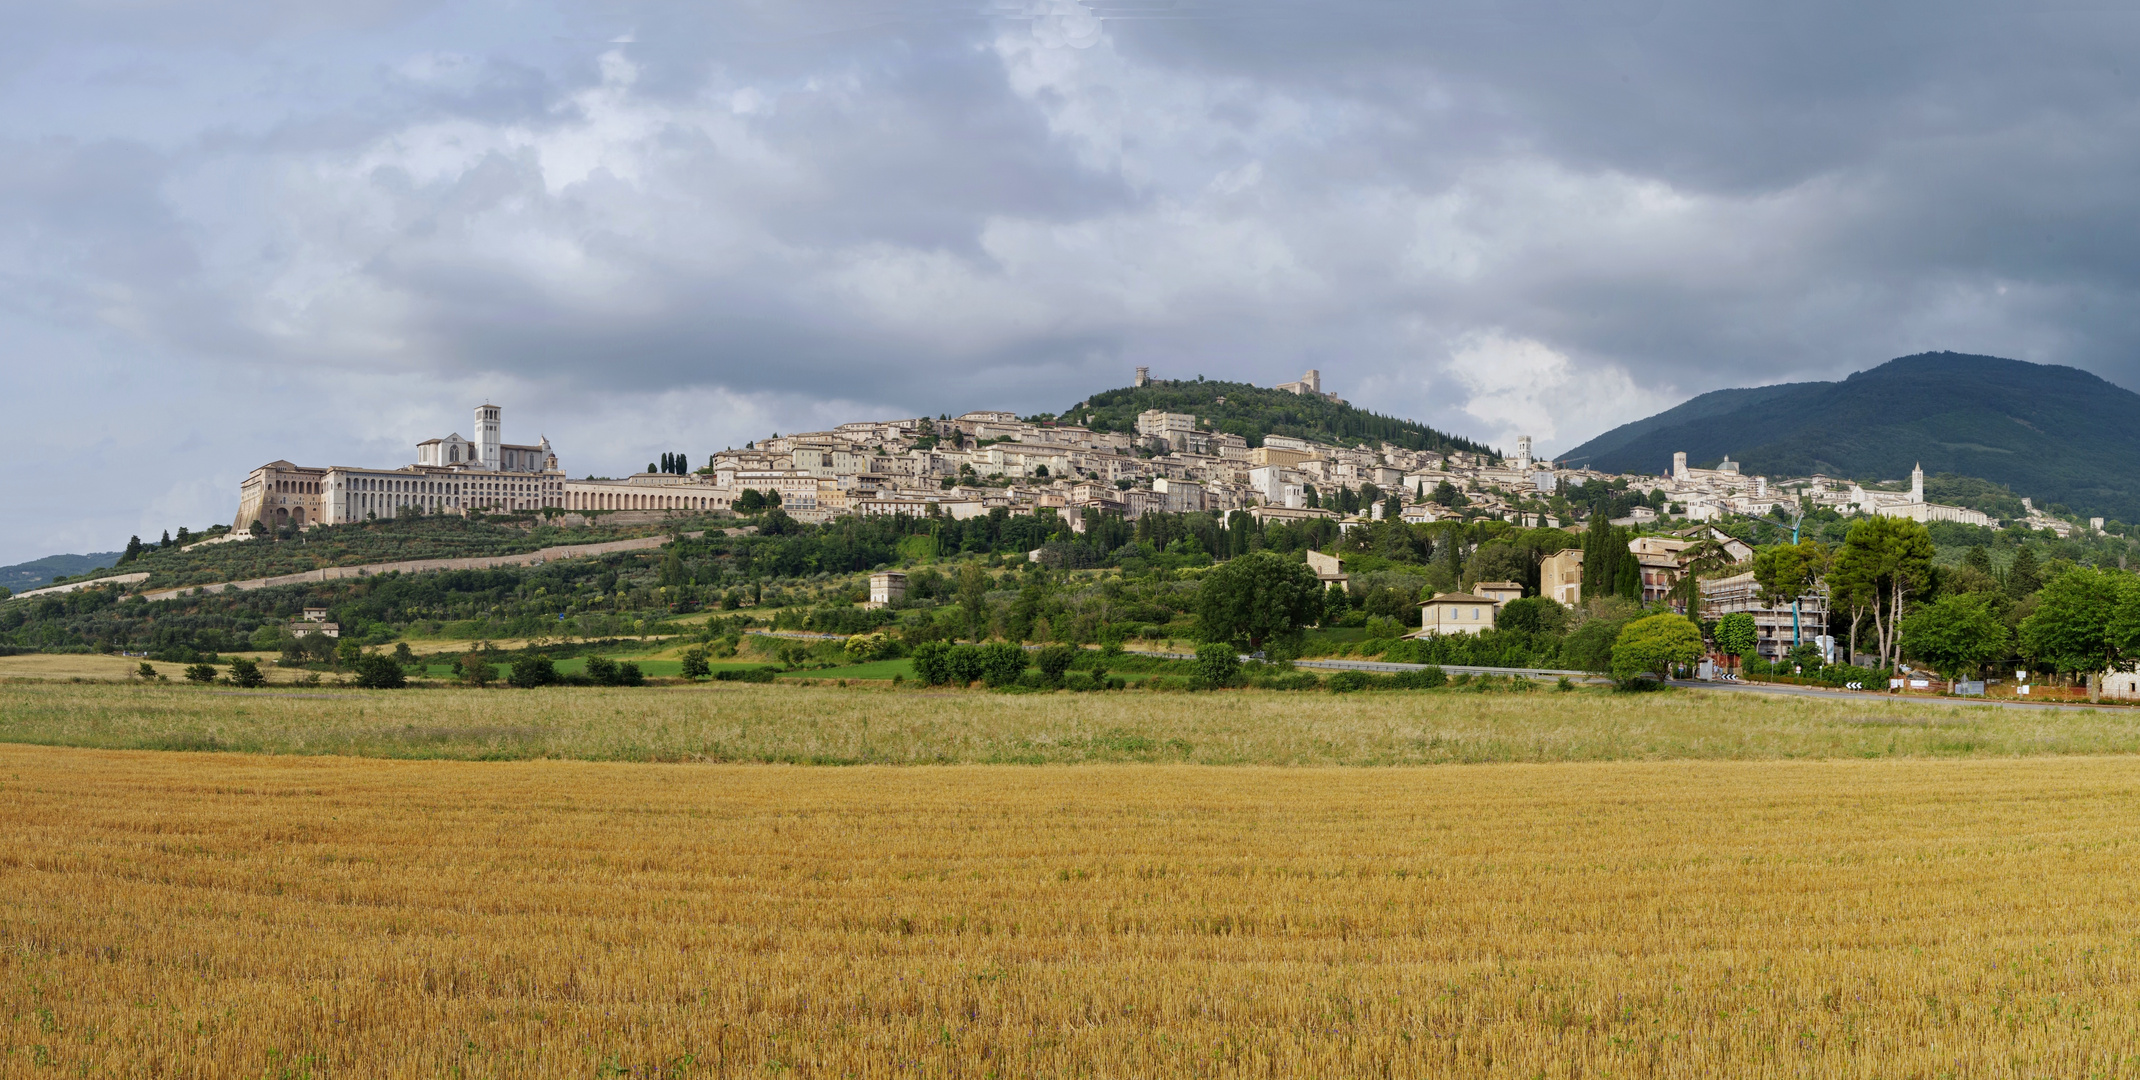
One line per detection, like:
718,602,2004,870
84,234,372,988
1067,379,1493,456
1559,352,2140,521
0,553,121,593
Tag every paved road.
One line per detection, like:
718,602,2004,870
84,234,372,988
1665,678,2140,714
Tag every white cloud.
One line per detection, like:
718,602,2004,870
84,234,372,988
1442,331,1669,457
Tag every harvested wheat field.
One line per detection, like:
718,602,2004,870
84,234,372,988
6,747,2140,1076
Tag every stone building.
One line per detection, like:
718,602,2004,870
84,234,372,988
235,404,565,531
1417,592,1497,635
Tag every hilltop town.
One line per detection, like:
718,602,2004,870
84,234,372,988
234,367,2088,542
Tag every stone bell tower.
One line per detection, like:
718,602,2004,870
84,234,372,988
476,404,502,470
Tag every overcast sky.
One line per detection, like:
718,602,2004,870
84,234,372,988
6,0,2140,563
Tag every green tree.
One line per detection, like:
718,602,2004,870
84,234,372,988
1714,612,1757,667
1827,516,1935,668
1666,537,1737,616
910,641,954,686
1497,596,1569,637
459,653,496,687
679,647,711,680
1320,583,1351,624
1901,592,2011,679
1194,550,1323,654
509,655,559,688
1464,540,1530,589
957,562,993,641
354,653,406,689
1753,540,1830,608
975,642,1028,687
2019,567,2137,697
1610,613,1704,683
227,656,266,688
1194,642,1241,689
2006,546,2043,598
1035,644,1078,683
184,662,217,684
1562,605,1636,673
1580,523,1640,604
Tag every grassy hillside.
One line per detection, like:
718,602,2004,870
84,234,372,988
1065,378,1494,456
78,516,670,591
0,552,120,592
1560,352,2140,522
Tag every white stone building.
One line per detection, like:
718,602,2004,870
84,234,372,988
237,404,565,530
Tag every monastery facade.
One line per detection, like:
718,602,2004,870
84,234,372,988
235,405,564,531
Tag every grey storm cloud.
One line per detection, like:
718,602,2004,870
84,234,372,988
4,0,2140,562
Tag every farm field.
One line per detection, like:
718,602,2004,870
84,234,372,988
5,747,2140,1076
4,680,2140,764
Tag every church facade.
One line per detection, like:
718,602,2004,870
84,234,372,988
235,404,564,531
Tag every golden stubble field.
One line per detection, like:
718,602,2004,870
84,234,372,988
6,747,2140,1077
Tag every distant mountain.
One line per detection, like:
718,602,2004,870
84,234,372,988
0,552,122,592
1559,352,2140,522
1065,378,1494,456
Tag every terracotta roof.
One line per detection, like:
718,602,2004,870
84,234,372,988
1419,592,1493,606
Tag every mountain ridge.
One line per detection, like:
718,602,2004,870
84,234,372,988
1560,352,2140,521
0,552,123,592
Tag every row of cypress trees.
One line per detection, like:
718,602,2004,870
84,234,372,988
1580,521,1643,603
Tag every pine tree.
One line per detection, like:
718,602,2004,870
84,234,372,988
2006,546,2042,598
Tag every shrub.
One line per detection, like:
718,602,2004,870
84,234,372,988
508,656,559,688
1248,669,1322,691
1327,670,1373,693
1035,644,1079,682
353,653,406,689
910,641,954,686
976,643,1029,688
947,645,988,686
713,667,778,683
1386,666,1447,690
183,662,217,684
845,632,902,662
227,657,266,688
458,653,496,687
1194,643,1241,689
1063,671,1099,692
1611,614,1704,683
